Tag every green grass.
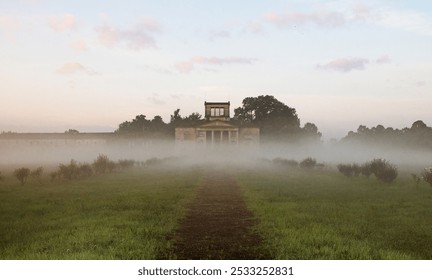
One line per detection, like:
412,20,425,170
0,166,201,259
237,166,432,260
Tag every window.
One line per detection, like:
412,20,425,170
210,107,224,117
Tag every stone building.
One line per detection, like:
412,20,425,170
175,102,260,146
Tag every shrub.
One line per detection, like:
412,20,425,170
337,164,354,177
422,168,432,187
369,158,398,183
30,167,44,181
93,154,116,174
300,157,317,169
14,168,30,185
338,159,397,183
78,163,93,179
58,160,80,180
337,163,361,177
54,160,94,181
118,159,135,169
0,171,4,181
360,162,373,177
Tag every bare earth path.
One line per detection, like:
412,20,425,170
172,170,269,259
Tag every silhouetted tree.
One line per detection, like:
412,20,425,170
65,129,79,134
341,120,432,149
116,114,170,138
234,95,302,141
302,122,322,142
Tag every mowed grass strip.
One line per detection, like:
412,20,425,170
0,166,201,259
238,167,432,259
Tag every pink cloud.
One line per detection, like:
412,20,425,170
70,39,88,51
0,16,22,40
48,14,77,32
0,15,21,30
175,56,256,73
264,11,346,28
95,18,160,50
376,55,391,64
56,62,98,75
317,57,369,72
175,62,194,73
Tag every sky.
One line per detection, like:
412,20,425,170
1,0,431,140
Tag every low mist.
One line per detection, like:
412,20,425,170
1,140,431,172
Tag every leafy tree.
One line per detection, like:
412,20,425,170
169,109,202,127
234,95,301,141
116,114,170,138
302,122,322,142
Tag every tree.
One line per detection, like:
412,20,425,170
65,129,79,134
411,120,427,130
302,122,322,142
116,114,170,138
169,109,202,127
234,95,301,141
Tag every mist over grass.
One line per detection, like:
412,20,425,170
2,140,431,172
1,152,432,259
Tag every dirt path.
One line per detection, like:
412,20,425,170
172,170,269,260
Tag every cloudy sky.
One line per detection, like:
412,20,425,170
1,0,431,139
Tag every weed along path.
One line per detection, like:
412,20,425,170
172,170,269,260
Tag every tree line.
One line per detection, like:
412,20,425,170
341,120,432,149
115,95,322,143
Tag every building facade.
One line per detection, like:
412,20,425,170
175,102,260,146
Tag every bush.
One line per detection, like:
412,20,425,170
300,157,317,169
337,163,361,177
93,154,116,174
30,167,44,181
337,159,397,183
58,160,80,180
337,164,354,177
78,163,93,179
422,168,432,187
118,159,135,169
369,158,398,183
0,171,4,181
14,168,30,185
360,162,373,177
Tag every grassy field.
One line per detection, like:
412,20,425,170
2,161,432,260
237,166,432,259
0,166,201,259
